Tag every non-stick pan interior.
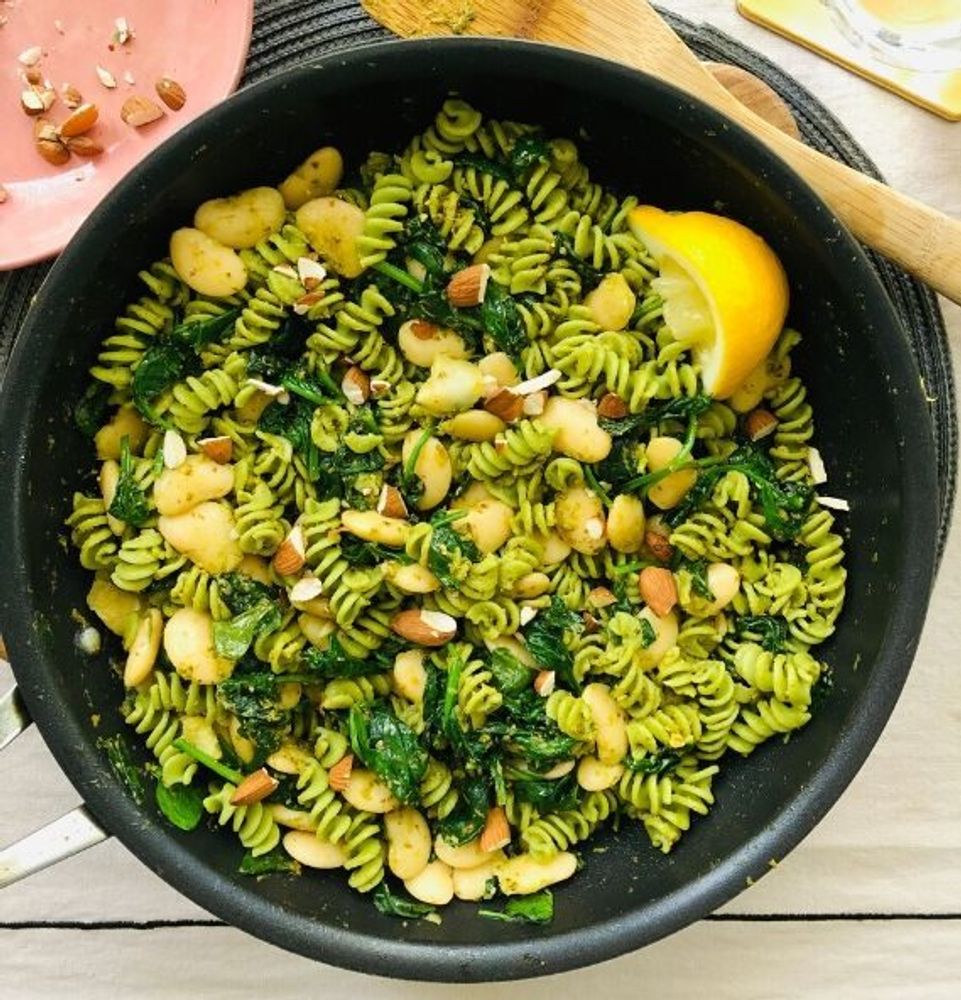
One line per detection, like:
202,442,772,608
0,39,938,981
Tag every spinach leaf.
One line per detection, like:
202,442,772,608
176,309,242,350
428,509,480,588
479,889,554,925
74,382,111,439
593,438,640,493
155,780,204,831
498,726,577,769
735,614,789,653
598,394,712,437
217,674,289,760
511,773,579,812
341,534,413,569
639,618,657,647
217,573,279,615
97,734,145,805
509,135,551,176
373,883,438,921
300,635,397,679
553,231,604,292
479,280,527,359
454,151,514,184
397,425,432,507
108,436,151,528
171,738,244,784
674,557,714,602
213,599,282,661
349,704,428,805
625,749,682,776
258,395,322,482
521,595,583,692
239,848,301,876
403,217,447,278
810,663,835,712
437,774,489,847
488,648,533,697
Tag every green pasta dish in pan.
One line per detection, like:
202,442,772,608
68,98,847,918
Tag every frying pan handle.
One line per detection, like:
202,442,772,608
0,807,109,889
0,683,110,888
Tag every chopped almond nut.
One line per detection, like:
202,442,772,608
20,89,46,116
61,84,83,109
446,263,491,307
745,408,778,442
162,429,187,469
377,484,408,520
410,319,439,340
34,118,69,165
18,46,43,67
95,65,117,89
120,94,164,127
533,670,556,697
512,369,562,395
341,366,370,405
808,446,828,485
645,528,674,563
292,290,324,315
639,566,678,617
296,256,326,290
519,606,538,626
65,136,103,157
289,574,324,604
480,806,511,853
197,436,233,464
597,392,628,419
123,70,136,86
582,612,601,634
390,609,457,646
156,77,186,111
271,263,298,280
522,390,547,416
484,387,523,423
23,67,42,86
273,525,306,576
588,586,616,609
59,102,98,137
246,377,288,401
369,378,392,398
230,767,279,806
328,754,354,792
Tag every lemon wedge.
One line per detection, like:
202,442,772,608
629,206,789,399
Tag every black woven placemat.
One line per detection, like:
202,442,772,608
1,0,954,558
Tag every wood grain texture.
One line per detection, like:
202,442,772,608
0,2,959,995
705,62,801,139
363,0,961,304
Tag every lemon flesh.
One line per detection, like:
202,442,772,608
629,206,789,399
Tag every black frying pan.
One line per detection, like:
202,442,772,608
0,38,940,982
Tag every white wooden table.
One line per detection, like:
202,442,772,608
2,3,959,996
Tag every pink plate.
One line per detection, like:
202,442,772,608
0,0,254,270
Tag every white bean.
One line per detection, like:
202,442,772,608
635,608,679,669
416,357,485,416
452,853,506,901
279,146,344,210
283,830,347,869
583,273,636,331
385,562,440,594
401,432,452,511
270,804,316,832
163,607,234,684
442,410,505,442
170,227,247,297
154,454,234,517
94,405,148,461
477,351,519,388
340,509,410,547
582,683,628,764
540,396,612,463
497,852,577,895
180,716,221,759
702,562,741,613
295,196,365,278
646,436,697,511
123,609,162,687
460,498,513,554
158,502,244,575
385,807,432,881
194,186,285,249
577,756,624,791
555,486,606,555
434,834,489,870
404,860,454,906
606,494,645,553
392,649,427,703
397,319,468,368
341,769,398,813
86,577,142,638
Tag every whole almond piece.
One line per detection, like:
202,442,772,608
480,806,511,853
34,119,69,165
230,767,279,806
59,102,98,137
328,754,354,793
273,525,306,576
197,435,233,464
645,528,674,563
484,387,523,423
65,136,103,158
446,263,491,307
377,484,408,520
597,392,628,419
156,76,186,111
390,609,457,646
639,566,678,618
121,94,164,127
341,365,370,405
62,84,83,109
745,408,778,442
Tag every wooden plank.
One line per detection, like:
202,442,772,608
1,921,960,998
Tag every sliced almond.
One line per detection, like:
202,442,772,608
745,408,778,442
34,119,69,165
341,365,370,405
533,670,555,697
518,606,538,627
808,446,828,485
446,263,491,307
162,429,187,469
95,65,117,89
289,574,323,604
20,89,45,116
512,369,562,396
390,609,457,646
296,256,326,290
197,435,233,464
65,136,103,158
61,84,83,109
156,76,186,111
587,586,616,609
328,754,354,792
480,807,511,853
120,94,164,127
273,525,306,576
292,290,325,315
230,767,279,806
522,390,547,416
59,102,98,137
816,495,850,512
246,377,289,402
123,70,136,86
377,484,408,520
597,392,628,419
639,566,678,618
645,528,674,563
582,612,601,634
369,378,392,398
484,387,523,423
113,17,133,45
23,67,43,85
18,46,43,67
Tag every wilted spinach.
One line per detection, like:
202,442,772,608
349,704,429,805
239,848,301,876
479,889,554,925
598,394,712,437
437,774,489,847
625,749,682,776
74,382,111,439
373,883,438,921
427,509,480,588
216,674,290,760
258,395,322,482
301,635,398,679
212,598,282,660
217,574,278,615
155,780,204,831
511,773,579,812
521,595,583,692
736,614,789,652
107,437,151,528
553,231,604,292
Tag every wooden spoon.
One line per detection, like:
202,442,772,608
704,63,801,141
363,0,961,304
